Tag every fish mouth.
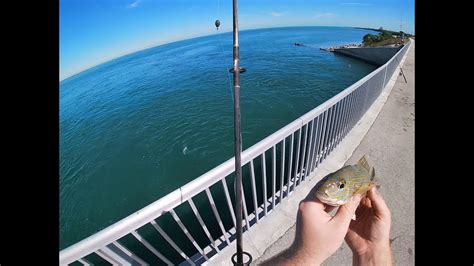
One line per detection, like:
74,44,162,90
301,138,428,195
315,192,342,206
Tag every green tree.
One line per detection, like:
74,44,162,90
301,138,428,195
363,34,377,46
380,31,392,40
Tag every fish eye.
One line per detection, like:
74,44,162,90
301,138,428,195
339,183,345,189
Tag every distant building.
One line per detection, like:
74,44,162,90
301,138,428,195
379,26,383,31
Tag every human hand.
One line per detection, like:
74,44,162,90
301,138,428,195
285,193,363,265
345,187,392,266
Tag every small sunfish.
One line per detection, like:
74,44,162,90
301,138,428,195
315,155,376,206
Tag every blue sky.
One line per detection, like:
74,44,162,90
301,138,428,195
60,0,414,81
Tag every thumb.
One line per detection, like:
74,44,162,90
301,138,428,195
332,194,362,227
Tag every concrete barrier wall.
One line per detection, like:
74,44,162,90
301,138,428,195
333,46,402,66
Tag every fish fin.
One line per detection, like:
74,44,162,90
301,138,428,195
370,167,375,181
356,155,370,172
354,183,371,196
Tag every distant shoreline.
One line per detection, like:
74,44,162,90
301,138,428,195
354,27,414,36
354,27,380,31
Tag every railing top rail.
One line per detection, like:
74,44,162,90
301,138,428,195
59,41,411,265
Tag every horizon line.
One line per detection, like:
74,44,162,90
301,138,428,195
59,24,407,83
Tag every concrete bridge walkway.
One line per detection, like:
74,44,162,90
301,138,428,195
253,42,415,265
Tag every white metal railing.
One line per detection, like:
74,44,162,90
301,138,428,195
59,41,411,265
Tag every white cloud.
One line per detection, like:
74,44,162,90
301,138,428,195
314,12,336,19
127,0,141,8
270,12,284,17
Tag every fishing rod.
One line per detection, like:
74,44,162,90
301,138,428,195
214,0,251,263
231,0,248,264
229,0,251,264
392,46,408,83
399,65,407,83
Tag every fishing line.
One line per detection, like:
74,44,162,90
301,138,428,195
214,0,243,153
215,0,234,104
217,31,235,104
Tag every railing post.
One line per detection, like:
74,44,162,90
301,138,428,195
261,152,268,215
316,110,328,167
322,106,334,160
279,138,286,202
271,146,276,209
286,133,294,196
298,125,308,184
292,128,302,192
